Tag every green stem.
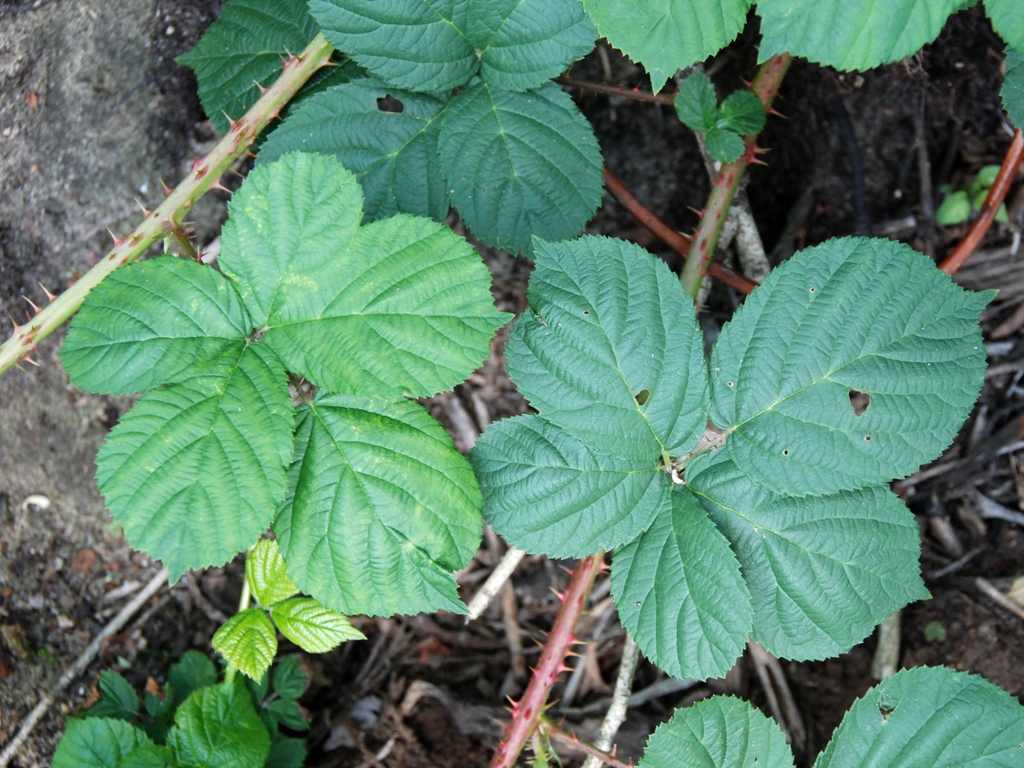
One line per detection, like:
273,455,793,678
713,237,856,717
223,570,253,685
0,33,335,376
679,54,792,299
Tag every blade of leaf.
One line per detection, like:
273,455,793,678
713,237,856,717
709,236,991,497
612,488,751,680
95,344,294,581
212,607,278,681
168,682,271,768
61,257,250,395
704,126,745,163
674,71,718,132
168,651,218,704
53,719,154,768
1003,47,1024,129
274,394,482,617
246,538,299,606
717,90,766,135
986,0,1024,52
271,656,308,699
270,597,365,652
82,671,139,720
266,736,307,768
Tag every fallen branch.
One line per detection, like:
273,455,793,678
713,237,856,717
466,545,527,621
582,633,640,768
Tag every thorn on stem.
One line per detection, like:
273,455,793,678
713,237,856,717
22,296,41,315
135,199,151,216
38,283,56,303
160,179,173,196
254,80,269,96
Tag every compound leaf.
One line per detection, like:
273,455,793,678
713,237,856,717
53,719,153,768
709,237,991,497
61,258,250,396
581,0,754,91
704,126,745,163
1003,47,1024,129
178,0,320,133
96,344,294,581
271,597,365,652
258,79,450,222
675,72,718,132
246,539,299,607
814,667,1024,767
987,0,1024,51
169,651,218,705
472,414,671,558
640,696,794,768
688,453,929,661
168,682,271,768
275,394,482,617
212,607,278,681
612,488,751,680
757,0,964,71
717,90,765,135
439,80,603,255
220,152,508,397
82,671,139,721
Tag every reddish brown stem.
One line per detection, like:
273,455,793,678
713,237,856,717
556,75,676,105
604,168,757,295
541,719,634,768
940,127,1024,276
490,554,604,768
680,54,792,299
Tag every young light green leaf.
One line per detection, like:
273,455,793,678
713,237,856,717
640,696,794,768
275,394,482,617
96,344,294,581
935,190,972,226
266,736,307,768
271,656,308,700
220,152,508,397
813,667,1024,767
612,488,751,680
506,237,709,459
53,719,153,768
168,651,218,705
987,0,1024,51
82,671,139,721
439,81,603,255
581,0,754,91
1003,47,1024,129
61,258,250,396
257,79,450,222
472,414,671,558
212,608,278,681
757,0,964,71
709,237,991,497
168,682,271,768
704,125,745,164
687,453,929,661
675,72,718,132
246,539,298,607
177,0,320,133
717,91,766,135
271,597,365,652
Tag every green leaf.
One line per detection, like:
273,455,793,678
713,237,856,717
1003,47,1024,129
639,696,794,768
472,414,671,558
687,453,929,661
703,126,745,163
757,0,964,71
117,744,174,768
61,258,250,395
258,79,451,222
95,344,294,581
709,237,991,497
438,80,603,254
271,656,308,700
717,91,765,135
309,0,595,93
177,0,320,133
275,394,483,617
83,671,139,721
219,152,508,397
813,667,1024,767
987,0,1024,51
168,651,218,705
674,72,718,132
246,539,298,607
168,682,271,768
54,719,153,768
265,736,307,768
271,597,366,652
212,608,278,681
581,0,754,90
935,190,972,226
266,698,310,731
244,670,271,704
612,489,751,680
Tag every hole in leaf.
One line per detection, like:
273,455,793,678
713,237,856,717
809,287,816,293
376,94,405,113
877,693,898,721
582,309,590,315
726,381,734,387
865,435,872,441
634,389,650,406
849,389,871,417
782,449,790,456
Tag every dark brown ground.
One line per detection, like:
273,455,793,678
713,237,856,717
2,3,1024,767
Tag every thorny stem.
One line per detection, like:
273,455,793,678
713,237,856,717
0,33,335,376
556,75,676,106
680,54,792,299
490,553,604,768
541,719,634,768
168,223,199,261
223,566,253,685
940,127,1024,276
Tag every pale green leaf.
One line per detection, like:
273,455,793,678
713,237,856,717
612,489,750,680
640,696,794,768
987,0,1024,51
275,394,482,617
813,667,1024,767
687,452,929,661
438,80,603,254
1003,47,1024,129
61,258,250,395
506,237,709,459
704,126,745,163
757,0,964,71
54,719,153,768
246,539,298,607
936,190,972,226
581,0,754,90
472,414,671,558
220,152,508,397
212,608,278,681
675,72,718,132
168,682,271,768
257,79,450,221
271,597,365,652
709,237,991,497
717,91,765,135
95,344,294,581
